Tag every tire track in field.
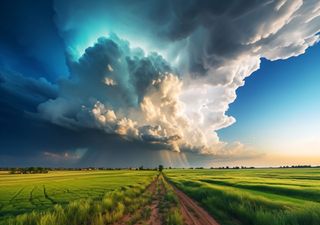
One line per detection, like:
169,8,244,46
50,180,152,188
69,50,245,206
9,186,26,203
29,186,37,206
43,185,57,204
200,179,320,203
0,202,4,212
165,177,220,225
29,186,44,207
146,175,162,225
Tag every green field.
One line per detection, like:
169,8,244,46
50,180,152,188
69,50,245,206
0,170,156,223
2,168,320,225
165,168,320,225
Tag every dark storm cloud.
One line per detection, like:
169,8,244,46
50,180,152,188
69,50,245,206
38,35,174,128
0,71,58,108
0,0,67,81
70,35,173,107
0,35,182,167
54,0,320,82
0,115,173,168
0,70,178,167
149,0,319,78
127,52,172,102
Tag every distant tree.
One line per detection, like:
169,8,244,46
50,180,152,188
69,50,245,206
9,168,16,174
8,167,48,174
139,166,144,170
195,167,204,169
158,165,164,172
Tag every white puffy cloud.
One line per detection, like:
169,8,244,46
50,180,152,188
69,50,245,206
89,73,197,152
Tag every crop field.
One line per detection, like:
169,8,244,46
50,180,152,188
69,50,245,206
165,168,320,225
1,168,320,225
0,170,187,225
0,170,156,223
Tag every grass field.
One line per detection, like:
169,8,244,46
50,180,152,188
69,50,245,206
165,168,320,225
0,170,156,223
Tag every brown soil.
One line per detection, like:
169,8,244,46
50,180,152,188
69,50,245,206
168,180,220,225
146,176,162,225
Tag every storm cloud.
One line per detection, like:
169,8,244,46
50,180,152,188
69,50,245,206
1,0,320,166
48,0,320,153
38,35,191,152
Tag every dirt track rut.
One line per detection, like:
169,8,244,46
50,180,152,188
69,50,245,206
168,180,220,225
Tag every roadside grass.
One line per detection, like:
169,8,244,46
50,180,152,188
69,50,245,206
165,168,320,225
127,206,152,225
166,209,183,225
158,175,183,225
124,181,154,225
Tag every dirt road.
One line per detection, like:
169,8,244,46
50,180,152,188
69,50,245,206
168,180,220,225
114,175,220,225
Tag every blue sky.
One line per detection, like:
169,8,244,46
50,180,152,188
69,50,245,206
219,42,320,158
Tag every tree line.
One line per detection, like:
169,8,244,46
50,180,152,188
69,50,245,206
9,167,49,174
3,165,165,174
1,164,317,174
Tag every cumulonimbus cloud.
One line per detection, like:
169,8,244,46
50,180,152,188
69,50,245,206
38,0,320,157
38,36,187,152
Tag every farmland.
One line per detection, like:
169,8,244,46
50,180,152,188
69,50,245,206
0,169,217,225
165,168,320,225
1,168,320,225
0,170,156,223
